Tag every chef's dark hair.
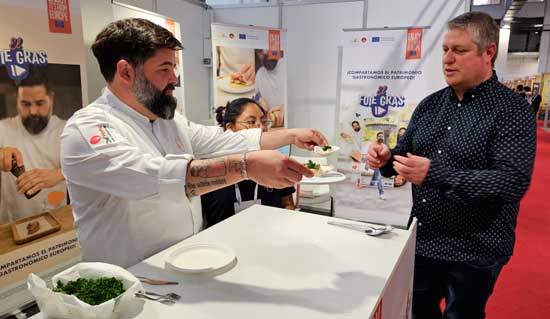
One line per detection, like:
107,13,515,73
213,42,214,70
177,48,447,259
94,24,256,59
14,67,52,96
92,18,183,82
215,98,265,131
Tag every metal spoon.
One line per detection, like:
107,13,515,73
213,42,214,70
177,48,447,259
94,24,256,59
327,221,394,236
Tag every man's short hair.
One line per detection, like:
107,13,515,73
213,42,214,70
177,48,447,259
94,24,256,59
399,127,406,131
92,18,183,82
377,131,384,136
351,120,360,126
516,84,524,91
447,11,500,66
524,86,531,92
14,67,51,96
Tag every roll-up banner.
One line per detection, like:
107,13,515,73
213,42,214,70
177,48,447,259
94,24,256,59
211,23,288,130
0,0,86,314
335,27,443,226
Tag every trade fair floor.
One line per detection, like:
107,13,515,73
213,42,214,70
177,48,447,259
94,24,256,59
485,122,550,318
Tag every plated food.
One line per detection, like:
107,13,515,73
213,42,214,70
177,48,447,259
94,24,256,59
304,160,336,177
26,221,40,235
218,75,254,94
229,73,247,87
313,145,340,156
12,212,60,244
304,160,323,176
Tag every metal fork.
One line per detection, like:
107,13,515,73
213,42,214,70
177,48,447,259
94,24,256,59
134,292,177,304
144,290,181,300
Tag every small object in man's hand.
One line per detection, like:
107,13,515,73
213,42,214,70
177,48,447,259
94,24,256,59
27,221,40,235
10,155,40,199
10,156,25,177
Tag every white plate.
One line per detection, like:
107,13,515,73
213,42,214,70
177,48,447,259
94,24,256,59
217,76,255,94
301,171,347,185
313,145,340,156
165,243,236,274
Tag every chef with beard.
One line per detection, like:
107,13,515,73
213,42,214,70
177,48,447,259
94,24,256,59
0,68,67,224
60,18,327,267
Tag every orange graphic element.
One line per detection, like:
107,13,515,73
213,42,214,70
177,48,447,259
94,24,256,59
48,191,65,208
47,0,72,34
406,28,422,60
268,29,281,60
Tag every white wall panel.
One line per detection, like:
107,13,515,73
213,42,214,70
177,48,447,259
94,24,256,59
283,2,363,146
213,6,280,28
157,1,212,121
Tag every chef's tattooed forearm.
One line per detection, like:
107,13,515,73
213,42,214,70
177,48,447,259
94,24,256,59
186,178,227,190
189,157,242,178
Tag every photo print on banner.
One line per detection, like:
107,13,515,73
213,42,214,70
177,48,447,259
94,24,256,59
212,24,287,129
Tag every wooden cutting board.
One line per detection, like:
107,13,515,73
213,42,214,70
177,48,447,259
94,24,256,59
10,212,61,245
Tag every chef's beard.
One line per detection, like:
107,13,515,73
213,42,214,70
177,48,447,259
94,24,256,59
353,127,361,132
132,72,177,120
22,114,49,135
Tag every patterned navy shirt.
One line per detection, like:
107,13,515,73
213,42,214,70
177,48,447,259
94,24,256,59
382,71,536,262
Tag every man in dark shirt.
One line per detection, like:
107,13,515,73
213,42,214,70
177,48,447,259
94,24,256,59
367,12,536,319
531,87,542,117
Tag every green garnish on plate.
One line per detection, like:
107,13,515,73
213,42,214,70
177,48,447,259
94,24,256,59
306,160,320,169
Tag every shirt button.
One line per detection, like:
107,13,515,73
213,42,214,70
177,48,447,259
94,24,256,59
418,222,423,226
438,150,442,154
447,126,451,130
422,198,426,203
457,103,462,107
472,94,475,98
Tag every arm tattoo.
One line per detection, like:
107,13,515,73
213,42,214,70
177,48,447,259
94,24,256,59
190,158,226,178
190,157,243,178
186,178,228,194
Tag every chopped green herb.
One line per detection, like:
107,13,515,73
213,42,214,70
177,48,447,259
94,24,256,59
305,160,320,169
53,277,125,305
322,145,332,151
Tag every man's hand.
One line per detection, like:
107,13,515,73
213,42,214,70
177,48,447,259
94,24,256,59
17,169,65,196
0,147,23,172
247,150,313,188
290,128,328,151
393,153,431,185
237,64,255,83
366,142,391,169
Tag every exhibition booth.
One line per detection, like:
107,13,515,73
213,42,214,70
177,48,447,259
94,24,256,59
0,0,546,318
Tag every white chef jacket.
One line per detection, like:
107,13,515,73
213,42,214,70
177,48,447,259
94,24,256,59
0,115,67,224
255,58,286,110
60,88,261,267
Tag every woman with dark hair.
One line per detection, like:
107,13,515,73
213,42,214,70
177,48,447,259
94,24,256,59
201,98,295,228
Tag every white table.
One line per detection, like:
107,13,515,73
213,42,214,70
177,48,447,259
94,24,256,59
32,205,416,319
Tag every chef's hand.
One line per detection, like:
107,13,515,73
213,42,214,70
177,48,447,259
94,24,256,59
237,64,255,83
393,153,431,185
0,147,23,171
17,168,65,196
366,142,391,169
247,150,313,188
290,128,328,151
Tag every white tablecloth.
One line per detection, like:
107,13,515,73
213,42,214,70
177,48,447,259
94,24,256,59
31,205,416,319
